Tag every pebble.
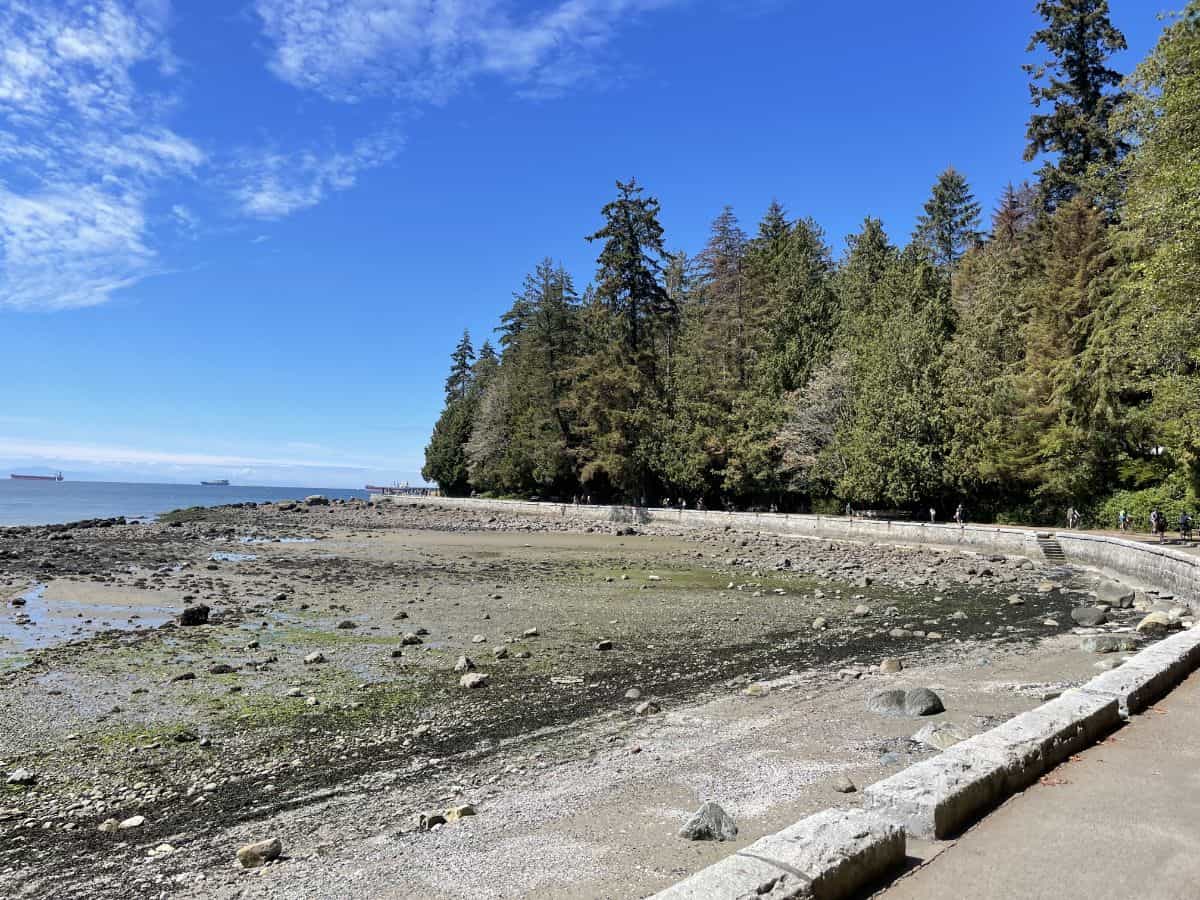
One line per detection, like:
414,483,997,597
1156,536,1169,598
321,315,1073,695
831,775,857,794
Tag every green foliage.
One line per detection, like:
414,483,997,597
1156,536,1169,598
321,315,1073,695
1094,473,1198,531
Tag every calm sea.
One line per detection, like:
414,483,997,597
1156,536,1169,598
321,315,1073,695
0,480,370,526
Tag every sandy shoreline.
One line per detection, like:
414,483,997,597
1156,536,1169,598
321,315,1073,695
0,499,1171,898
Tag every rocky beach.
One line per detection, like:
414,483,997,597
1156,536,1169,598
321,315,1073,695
0,498,1186,899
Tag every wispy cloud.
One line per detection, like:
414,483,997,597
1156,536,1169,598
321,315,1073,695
233,129,403,219
0,437,373,471
0,0,202,311
254,0,682,102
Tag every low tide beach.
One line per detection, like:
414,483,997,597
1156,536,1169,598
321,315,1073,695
0,496,1177,898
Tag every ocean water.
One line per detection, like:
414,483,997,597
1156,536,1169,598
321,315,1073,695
0,480,369,526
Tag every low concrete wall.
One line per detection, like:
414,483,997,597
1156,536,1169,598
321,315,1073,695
379,495,1199,606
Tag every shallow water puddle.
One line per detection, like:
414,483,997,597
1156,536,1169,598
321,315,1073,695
2,584,175,659
209,551,258,562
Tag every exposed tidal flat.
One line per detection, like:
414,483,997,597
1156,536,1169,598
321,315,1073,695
0,499,1175,898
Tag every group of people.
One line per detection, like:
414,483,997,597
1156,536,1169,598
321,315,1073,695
1116,508,1194,543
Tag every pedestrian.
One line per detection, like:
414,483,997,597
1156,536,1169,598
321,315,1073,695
1155,508,1168,544
929,507,936,523
1118,509,1127,532
1179,511,1192,541
954,503,964,526
1150,508,1159,536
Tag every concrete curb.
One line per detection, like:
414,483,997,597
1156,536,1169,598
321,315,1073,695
650,809,904,900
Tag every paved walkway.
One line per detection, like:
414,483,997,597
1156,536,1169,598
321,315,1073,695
878,671,1200,900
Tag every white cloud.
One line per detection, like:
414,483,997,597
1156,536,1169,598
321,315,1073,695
234,130,402,219
0,437,373,471
0,0,201,311
255,0,681,102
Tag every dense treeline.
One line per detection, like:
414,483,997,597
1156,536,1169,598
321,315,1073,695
425,0,1200,527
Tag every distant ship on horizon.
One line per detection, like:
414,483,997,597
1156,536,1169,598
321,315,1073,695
10,472,64,482
200,479,230,486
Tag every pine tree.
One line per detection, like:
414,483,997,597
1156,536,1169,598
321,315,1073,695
696,206,752,387
1024,0,1128,207
912,167,983,272
834,218,896,332
991,182,1039,243
444,330,476,403
587,179,673,365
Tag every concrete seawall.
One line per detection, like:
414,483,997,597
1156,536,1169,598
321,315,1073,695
379,495,1199,607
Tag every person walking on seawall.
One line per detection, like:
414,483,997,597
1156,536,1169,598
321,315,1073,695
1118,509,1128,532
954,504,965,527
929,507,936,523
1150,508,1159,539
1154,508,1168,544
1179,511,1192,541
1066,507,1081,529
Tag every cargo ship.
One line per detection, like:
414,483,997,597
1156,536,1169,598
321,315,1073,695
10,472,64,481
200,479,230,486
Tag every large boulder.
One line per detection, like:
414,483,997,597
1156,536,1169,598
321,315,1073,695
1137,612,1176,637
1070,606,1108,627
679,801,738,842
1098,584,1135,609
904,688,945,717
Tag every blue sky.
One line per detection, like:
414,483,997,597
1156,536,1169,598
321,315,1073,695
0,0,1166,488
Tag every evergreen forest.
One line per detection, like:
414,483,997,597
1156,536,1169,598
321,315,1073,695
425,1,1200,528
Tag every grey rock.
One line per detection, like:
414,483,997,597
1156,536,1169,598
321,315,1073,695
1080,634,1137,654
1098,584,1135,608
679,801,738,842
866,690,908,716
459,672,490,689
879,658,903,674
237,837,282,868
831,775,857,794
1070,606,1108,627
5,769,35,786
904,688,945,717
1137,612,1175,636
303,651,325,665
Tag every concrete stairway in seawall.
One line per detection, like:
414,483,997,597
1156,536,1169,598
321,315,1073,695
1036,533,1066,563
